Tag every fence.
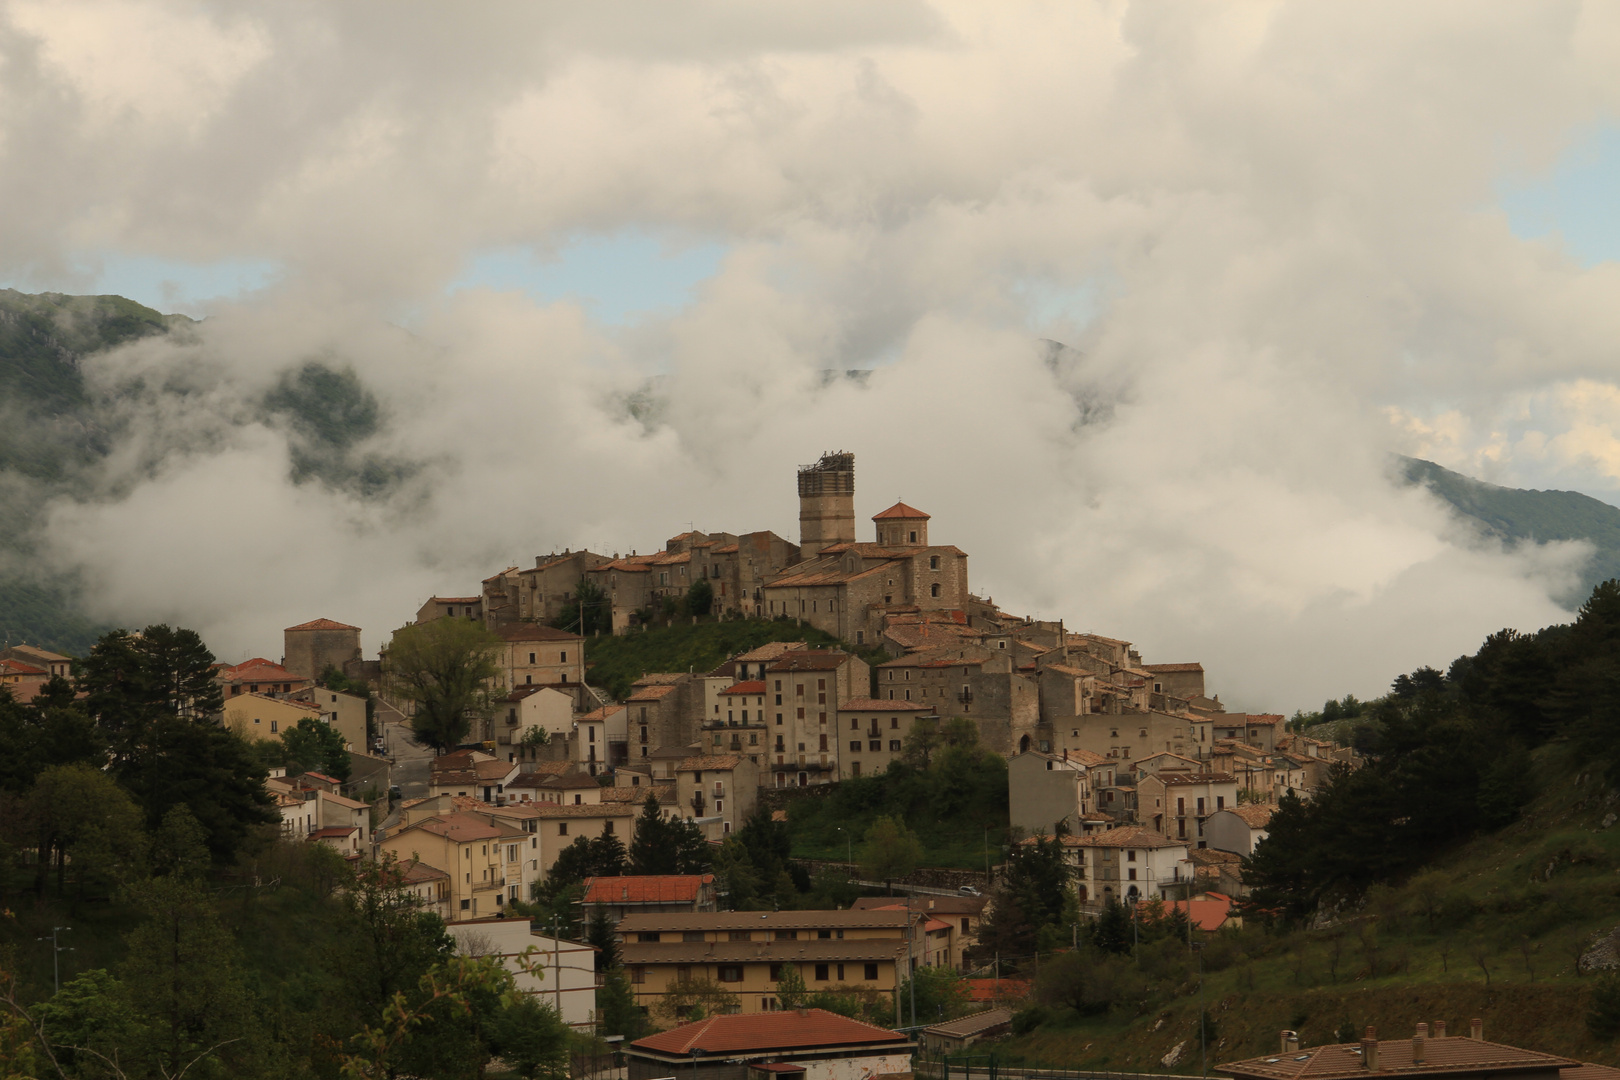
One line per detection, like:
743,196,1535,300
915,1052,1205,1080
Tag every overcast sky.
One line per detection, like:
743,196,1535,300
5,1,1620,712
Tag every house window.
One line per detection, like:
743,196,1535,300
775,930,797,940
864,963,879,980
850,741,862,752
930,583,940,598
529,652,536,663
270,720,278,733
814,964,829,981
889,740,901,752
630,966,645,984
869,740,881,752
769,963,786,981
851,761,861,777
605,820,615,835
718,965,743,983
561,651,567,662
819,735,828,751
460,899,470,910
558,823,568,836
638,932,661,942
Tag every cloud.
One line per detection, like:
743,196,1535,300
8,1,1620,710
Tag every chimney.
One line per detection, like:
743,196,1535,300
1434,1021,1446,1038
1362,1028,1379,1071
1470,1018,1482,1040
1413,1023,1428,1064
1281,1031,1297,1053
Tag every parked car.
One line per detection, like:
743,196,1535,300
958,885,982,896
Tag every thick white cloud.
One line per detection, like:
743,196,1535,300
8,1,1620,709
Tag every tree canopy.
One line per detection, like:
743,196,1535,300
384,618,502,752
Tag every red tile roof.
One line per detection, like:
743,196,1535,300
1220,1034,1576,1080
872,502,930,520
838,698,933,712
0,659,48,676
429,596,482,604
493,623,582,642
582,874,714,905
285,618,359,632
768,651,854,672
677,755,745,771
1144,663,1204,673
721,681,767,696
631,1008,908,1056
965,977,1029,1002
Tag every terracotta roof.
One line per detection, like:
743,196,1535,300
924,1008,1012,1039
1157,893,1232,932
601,785,677,805
0,659,47,676
965,978,1029,1003
677,755,745,771
577,704,627,722
768,651,854,673
398,859,449,884
627,684,679,703
619,939,912,967
849,895,987,915
1563,1066,1620,1080
308,826,360,840
721,681,767,696
1155,771,1237,786
1070,825,1187,850
428,596,482,604
631,1008,908,1057
1219,1034,1576,1080
877,645,994,669
403,814,503,843
1144,663,1204,673
503,685,568,702
618,910,909,932
735,637,803,663
525,803,636,819
505,761,578,784
1221,803,1276,827
319,791,370,810
582,874,714,905
838,698,934,712
285,618,359,632
4,645,69,663
872,502,930,520
493,623,581,643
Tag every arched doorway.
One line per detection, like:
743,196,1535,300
1018,734,1032,753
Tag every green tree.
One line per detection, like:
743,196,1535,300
1090,898,1133,955
901,718,943,769
596,968,647,1040
628,794,710,875
654,977,739,1023
115,715,279,865
683,578,714,618
339,855,455,1025
774,964,808,1009
149,803,211,882
587,904,621,971
1592,972,1620,1041
385,618,502,753
28,763,146,901
859,816,922,892
543,831,628,895
119,874,265,1079
1035,947,1147,1017
897,966,972,1026
29,967,142,1077
713,835,763,909
551,577,612,637
77,625,224,762
279,716,353,781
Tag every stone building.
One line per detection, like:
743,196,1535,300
282,618,362,682
834,699,935,781
513,549,615,625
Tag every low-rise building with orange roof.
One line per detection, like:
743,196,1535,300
0,658,50,702
581,873,718,920
625,1007,913,1080
1206,802,1275,856
1219,1021,1577,1080
0,645,71,680
1137,770,1239,846
575,702,627,774
222,692,322,743
492,623,583,698
1007,748,1117,837
217,657,313,698
1061,825,1192,907
415,595,484,624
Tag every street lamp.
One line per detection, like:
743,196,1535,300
1192,940,1207,1079
37,927,71,995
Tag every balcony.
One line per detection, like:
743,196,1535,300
958,689,974,704
472,877,507,893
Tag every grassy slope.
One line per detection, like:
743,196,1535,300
1401,456,1620,602
582,617,888,700
990,741,1620,1072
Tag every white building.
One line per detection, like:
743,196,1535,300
445,918,599,1029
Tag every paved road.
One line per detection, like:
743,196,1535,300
376,697,434,800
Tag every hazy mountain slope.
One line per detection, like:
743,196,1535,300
1399,455,1620,603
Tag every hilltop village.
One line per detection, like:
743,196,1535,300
0,452,1357,1039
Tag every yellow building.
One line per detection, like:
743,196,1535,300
223,693,322,742
617,910,915,1016
378,812,535,918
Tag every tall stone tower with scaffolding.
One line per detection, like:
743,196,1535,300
796,451,856,559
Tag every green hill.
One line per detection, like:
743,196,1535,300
1400,456,1620,603
982,738,1620,1073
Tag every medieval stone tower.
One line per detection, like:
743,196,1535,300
797,451,856,559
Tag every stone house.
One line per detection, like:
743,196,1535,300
850,894,988,963
706,681,768,765
492,623,584,696
1144,662,1205,700
0,645,71,680
1054,710,1212,765
217,657,313,699
223,693,322,742
674,754,759,839
575,703,626,774
1219,1021,1582,1080
1061,825,1192,906
289,685,368,752
378,811,533,918
487,685,573,761
767,649,872,785
282,618,362,682
1205,803,1274,856
1007,749,1114,837
415,596,483,623
0,658,50,702
513,549,614,625
427,749,522,803
834,699,936,782
1136,772,1239,847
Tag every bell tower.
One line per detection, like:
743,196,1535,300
797,451,856,559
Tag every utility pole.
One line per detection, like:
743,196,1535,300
1193,940,1207,1079
552,914,562,1017
37,927,71,995
909,914,916,1029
